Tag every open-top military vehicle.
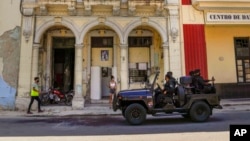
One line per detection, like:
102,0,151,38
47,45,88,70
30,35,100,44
113,71,222,125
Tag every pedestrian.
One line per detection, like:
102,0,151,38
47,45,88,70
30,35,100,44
27,77,44,114
108,75,117,109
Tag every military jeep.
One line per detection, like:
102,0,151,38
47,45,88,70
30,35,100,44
113,71,222,125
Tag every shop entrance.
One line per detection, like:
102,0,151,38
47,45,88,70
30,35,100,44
52,37,75,92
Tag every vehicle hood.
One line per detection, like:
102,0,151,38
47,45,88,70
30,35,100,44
119,89,151,97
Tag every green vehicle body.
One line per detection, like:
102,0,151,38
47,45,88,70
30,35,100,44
113,71,222,125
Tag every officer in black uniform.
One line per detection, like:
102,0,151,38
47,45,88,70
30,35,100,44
156,74,176,107
166,71,177,89
193,69,206,92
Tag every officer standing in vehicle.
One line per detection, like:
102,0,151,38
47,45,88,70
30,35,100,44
193,69,206,90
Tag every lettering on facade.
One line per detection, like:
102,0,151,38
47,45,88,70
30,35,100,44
207,13,250,22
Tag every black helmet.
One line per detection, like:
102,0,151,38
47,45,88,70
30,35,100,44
166,71,173,77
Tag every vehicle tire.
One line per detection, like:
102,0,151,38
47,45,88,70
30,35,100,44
125,103,146,125
40,94,50,106
189,101,210,122
65,96,73,106
181,114,190,119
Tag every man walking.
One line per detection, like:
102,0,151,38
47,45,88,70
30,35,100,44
27,77,43,114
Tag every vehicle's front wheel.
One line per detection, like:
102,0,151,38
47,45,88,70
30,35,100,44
181,114,190,119
189,101,210,122
125,103,146,125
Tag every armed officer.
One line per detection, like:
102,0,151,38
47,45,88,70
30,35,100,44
156,73,176,106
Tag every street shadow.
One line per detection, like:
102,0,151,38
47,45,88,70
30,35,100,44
0,113,231,137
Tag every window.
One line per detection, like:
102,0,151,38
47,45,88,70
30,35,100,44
129,63,148,83
234,37,250,83
128,37,152,83
91,37,113,47
128,37,152,47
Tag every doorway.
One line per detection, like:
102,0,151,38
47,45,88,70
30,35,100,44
52,37,75,92
90,37,114,99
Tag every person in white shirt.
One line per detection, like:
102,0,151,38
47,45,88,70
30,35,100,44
108,75,117,109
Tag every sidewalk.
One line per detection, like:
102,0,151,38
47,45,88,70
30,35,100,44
0,98,250,117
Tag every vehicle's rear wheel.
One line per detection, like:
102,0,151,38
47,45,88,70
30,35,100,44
40,94,50,106
125,103,146,125
189,101,210,122
65,96,73,106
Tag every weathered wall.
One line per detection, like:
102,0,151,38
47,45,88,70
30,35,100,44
0,0,21,35
0,26,21,110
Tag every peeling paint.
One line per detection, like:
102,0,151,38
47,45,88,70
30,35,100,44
0,57,3,77
0,26,20,110
0,77,16,110
0,26,20,88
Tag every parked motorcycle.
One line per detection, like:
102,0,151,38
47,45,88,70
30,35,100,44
40,88,74,106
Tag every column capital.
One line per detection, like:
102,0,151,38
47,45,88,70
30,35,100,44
165,6,179,16
120,44,128,49
162,42,169,49
33,43,41,49
75,44,84,49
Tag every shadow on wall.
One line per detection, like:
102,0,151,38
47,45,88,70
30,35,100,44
0,77,16,110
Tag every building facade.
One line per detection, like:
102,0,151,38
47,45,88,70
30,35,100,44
0,0,249,110
183,0,250,98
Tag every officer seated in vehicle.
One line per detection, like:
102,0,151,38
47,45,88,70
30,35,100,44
192,69,215,94
156,74,176,107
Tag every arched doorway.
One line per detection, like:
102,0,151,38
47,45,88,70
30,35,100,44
84,25,120,101
127,25,163,88
38,26,76,92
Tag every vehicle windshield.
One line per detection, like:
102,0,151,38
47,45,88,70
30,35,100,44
147,72,157,86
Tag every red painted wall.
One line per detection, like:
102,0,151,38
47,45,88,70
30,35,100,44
183,24,208,79
182,0,191,5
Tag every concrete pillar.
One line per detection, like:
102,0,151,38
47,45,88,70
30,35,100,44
167,6,182,77
31,43,40,82
163,43,169,75
45,33,52,91
120,44,129,90
113,39,118,84
72,44,84,109
16,9,35,110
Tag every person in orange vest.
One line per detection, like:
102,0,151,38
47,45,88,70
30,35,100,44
27,77,44,114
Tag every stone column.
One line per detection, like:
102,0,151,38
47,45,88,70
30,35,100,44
163,43,169,75
167,6,182,77
72,44,84,109
120,44,129,90
31,43,40,80
45,33,52,91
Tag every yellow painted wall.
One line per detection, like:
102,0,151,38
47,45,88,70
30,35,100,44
0,0,21,35
129,48,149,63
205,25,250,83
91,48,113,67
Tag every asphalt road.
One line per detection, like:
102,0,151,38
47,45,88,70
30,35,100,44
0,109,249,138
